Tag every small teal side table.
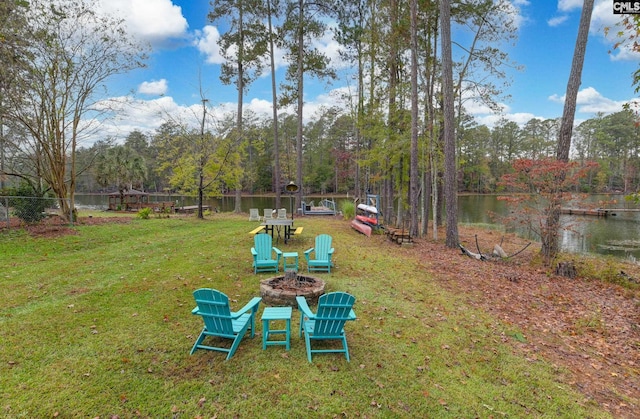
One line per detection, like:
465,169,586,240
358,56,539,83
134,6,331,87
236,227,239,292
282,252,299,271
261,306,292,350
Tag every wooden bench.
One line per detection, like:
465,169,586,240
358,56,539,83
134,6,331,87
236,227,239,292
294,227,304,235
249,225,266,235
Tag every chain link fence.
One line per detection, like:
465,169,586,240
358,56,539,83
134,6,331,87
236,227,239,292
0,196,73,231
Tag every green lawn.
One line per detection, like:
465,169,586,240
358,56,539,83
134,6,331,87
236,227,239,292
0,213,609,418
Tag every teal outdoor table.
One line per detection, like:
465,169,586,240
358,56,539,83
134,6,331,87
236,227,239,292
261,306,292,351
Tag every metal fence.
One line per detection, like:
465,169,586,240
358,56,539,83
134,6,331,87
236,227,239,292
0,196,73,231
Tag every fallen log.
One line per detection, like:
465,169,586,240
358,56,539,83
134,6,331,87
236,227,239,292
459,236,532,261
493,244,508,258
459,244,487,260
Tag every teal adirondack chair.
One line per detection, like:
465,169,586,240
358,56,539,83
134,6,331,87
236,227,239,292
304,234,334,272
297,292,356,362
251,233,282,274
190,288,261,360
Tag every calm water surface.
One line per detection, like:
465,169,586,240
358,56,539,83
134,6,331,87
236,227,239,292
75,194,640,260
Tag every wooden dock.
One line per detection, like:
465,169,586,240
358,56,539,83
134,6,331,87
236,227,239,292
561,208,610,217
560,208,640,217
176,205,209,214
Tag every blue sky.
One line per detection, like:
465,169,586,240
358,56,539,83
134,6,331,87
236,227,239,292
96,0,638,139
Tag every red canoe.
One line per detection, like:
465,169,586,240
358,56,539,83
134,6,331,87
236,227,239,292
355,214,378,226
351,219,372,237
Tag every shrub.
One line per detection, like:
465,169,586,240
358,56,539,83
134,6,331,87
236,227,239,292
9,184,48,223
137,207,152,219
341,201,355,220
498,158,598,265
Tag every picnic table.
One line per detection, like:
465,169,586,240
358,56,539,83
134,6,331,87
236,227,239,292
262,219,295,243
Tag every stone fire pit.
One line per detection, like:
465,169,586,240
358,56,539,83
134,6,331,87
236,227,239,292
260,271,326,306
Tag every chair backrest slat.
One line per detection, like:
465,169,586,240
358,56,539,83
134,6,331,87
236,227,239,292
254,234,274,260
193,289,234,335
314,292,355,336
315,234,332,260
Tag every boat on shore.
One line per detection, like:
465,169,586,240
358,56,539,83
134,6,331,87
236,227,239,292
351,219,372,237
355,214,378,226
301,199,337,216
357,203,378,214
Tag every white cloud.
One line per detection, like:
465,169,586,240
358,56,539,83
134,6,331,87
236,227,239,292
90,96,184,141
195,25,288,75
475,112,540,128
138,79,168,96
98,0,189,46
312,25,348,69
548,86,628,114
257,43,288,76
592,0,623,31
610,44,640,61
591,1,639,61
547,15,568,27
549,0,616,29
466,100,502,116
465,95,545,128
89,82,359,144
558,0,583,12
503,0,529,30
245,98,276,116
195,26,225,65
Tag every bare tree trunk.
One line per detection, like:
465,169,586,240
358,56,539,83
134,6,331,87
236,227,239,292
198,97,208,219
234,5,245,215
557,0,594,162
430,149,438,240
544,0,593,262
267,0,281,210
422,169,431,235
409,0,419,238
295,0,304,213
440,0,458,248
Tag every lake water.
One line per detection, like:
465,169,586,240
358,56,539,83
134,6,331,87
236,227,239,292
75,193,640,260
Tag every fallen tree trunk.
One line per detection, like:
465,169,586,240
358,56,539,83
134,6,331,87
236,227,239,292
459,244,486,260
493,244,508,258
459,236,532,261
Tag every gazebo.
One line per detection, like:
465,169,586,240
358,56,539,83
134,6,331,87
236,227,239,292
108,189,149,211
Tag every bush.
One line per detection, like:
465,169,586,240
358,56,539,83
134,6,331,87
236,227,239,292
341,201,355,220
9,185,48,223
136,207,152,219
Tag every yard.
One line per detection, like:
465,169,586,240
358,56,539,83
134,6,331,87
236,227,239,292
0,213,637,417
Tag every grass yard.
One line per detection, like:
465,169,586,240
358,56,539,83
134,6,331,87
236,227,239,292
0,213,613,418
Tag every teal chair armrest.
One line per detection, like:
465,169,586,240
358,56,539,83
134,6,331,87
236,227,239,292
273,247,283,256
328,248,334,255
231,297,262,319
191,306,199,315
232,296,262,338
296,296,314,318
304,248,314,261
296,296,315,337
251,248,257,256
348,309,356,321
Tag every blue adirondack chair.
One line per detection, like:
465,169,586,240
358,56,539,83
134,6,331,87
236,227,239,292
190,288,261,360
251,233,282,274
296,292,356,362
304,234,334,272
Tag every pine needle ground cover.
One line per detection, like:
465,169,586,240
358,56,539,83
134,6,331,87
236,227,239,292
0,214,614,418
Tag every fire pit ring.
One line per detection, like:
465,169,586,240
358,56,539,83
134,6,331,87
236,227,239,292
260,271,326,307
